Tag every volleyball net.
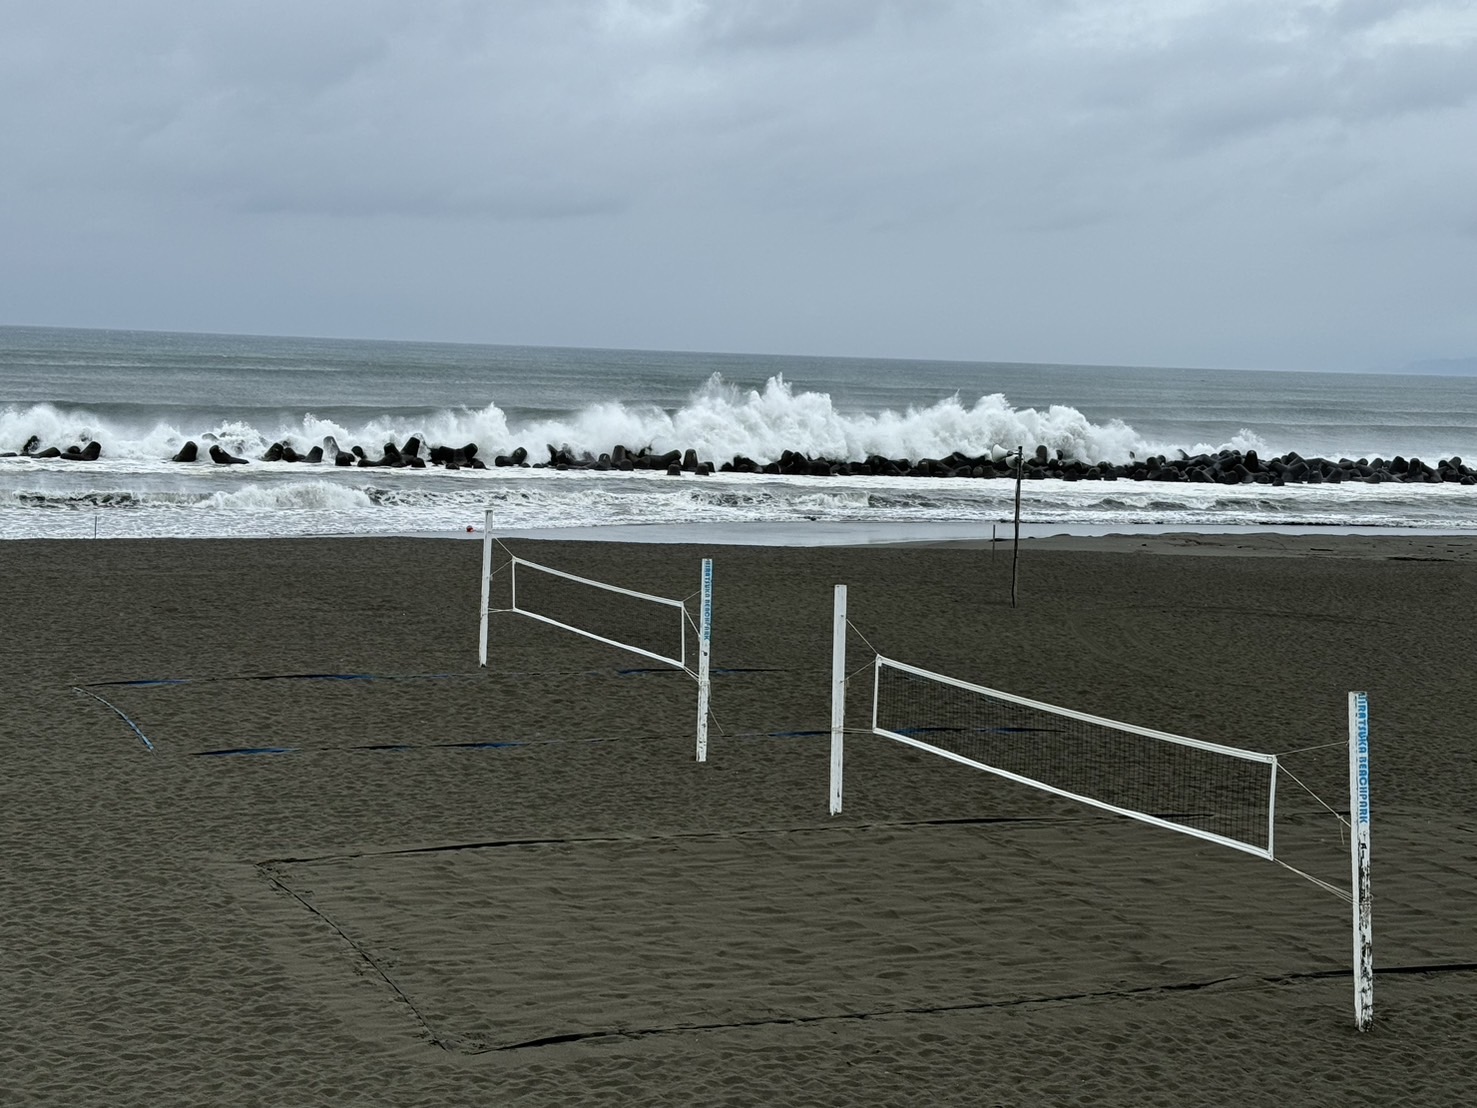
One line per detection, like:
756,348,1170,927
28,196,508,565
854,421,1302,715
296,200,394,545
867,655,1279,856
475,517,711,762
826,585,1373,1030
478,511,714,760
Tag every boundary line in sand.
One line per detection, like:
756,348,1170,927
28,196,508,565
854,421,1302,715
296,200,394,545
474,962,1477,1053
69,668,781,756
255,818,1473,1054
254,845,1477,1057
254,807,1364,869
256,861,451,1051
257,815,1118,867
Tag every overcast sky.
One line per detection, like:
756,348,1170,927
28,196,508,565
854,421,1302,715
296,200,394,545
3,0,1474,371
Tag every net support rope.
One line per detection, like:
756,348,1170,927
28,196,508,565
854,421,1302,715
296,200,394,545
1276,762,1352,831
1276,859,1353,903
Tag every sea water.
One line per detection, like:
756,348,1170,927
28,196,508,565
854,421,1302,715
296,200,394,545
3,324,1477,541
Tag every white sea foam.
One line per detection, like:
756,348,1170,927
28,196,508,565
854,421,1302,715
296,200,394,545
523,376,1195,463
1,376,1271,467
3,463,1476,540
193,481,375,512
0,402,107,450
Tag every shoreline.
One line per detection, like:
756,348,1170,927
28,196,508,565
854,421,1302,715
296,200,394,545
11,518,1477,547
469,519,1477,547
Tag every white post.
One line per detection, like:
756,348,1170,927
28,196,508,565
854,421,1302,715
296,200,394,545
829,585,847,815
1267,758,1279,860
695,558,714,763
478,508,493,668
871,654,882,732
1349,691,1374,1031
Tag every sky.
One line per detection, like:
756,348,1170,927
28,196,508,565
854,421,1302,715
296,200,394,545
2,0,1475,372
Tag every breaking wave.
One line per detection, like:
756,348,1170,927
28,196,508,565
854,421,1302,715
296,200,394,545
0,375,1266,466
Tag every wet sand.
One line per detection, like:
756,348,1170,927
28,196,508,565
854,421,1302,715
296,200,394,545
2,533,1475,1106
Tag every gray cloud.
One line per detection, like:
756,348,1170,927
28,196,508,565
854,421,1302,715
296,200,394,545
1,0,1473,369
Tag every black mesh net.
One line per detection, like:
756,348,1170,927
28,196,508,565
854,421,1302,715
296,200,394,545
510,559,690,669
874,660,1274,853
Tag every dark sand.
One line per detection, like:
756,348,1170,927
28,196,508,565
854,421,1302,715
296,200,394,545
2,534,1475,1106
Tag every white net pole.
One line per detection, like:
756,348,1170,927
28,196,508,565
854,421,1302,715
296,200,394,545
1267,757,1279,860
829,584,847,815
478,508,493,668
1349,691,1374,1031
695,558,713,763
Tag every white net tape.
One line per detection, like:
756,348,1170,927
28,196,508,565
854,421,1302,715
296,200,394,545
871,656,1280,859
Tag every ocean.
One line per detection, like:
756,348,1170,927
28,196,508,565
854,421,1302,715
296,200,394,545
3,324,1477,542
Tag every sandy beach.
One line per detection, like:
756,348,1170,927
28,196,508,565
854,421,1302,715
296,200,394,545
2,533,1475,1106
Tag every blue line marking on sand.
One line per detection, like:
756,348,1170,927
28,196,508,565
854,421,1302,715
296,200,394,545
255,673,376,682
614,667,775,677
86,678,191,688
893,725,1059,737
73,687,155,751
733,723,1059,742
82,672,463,689
351,741,527,753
